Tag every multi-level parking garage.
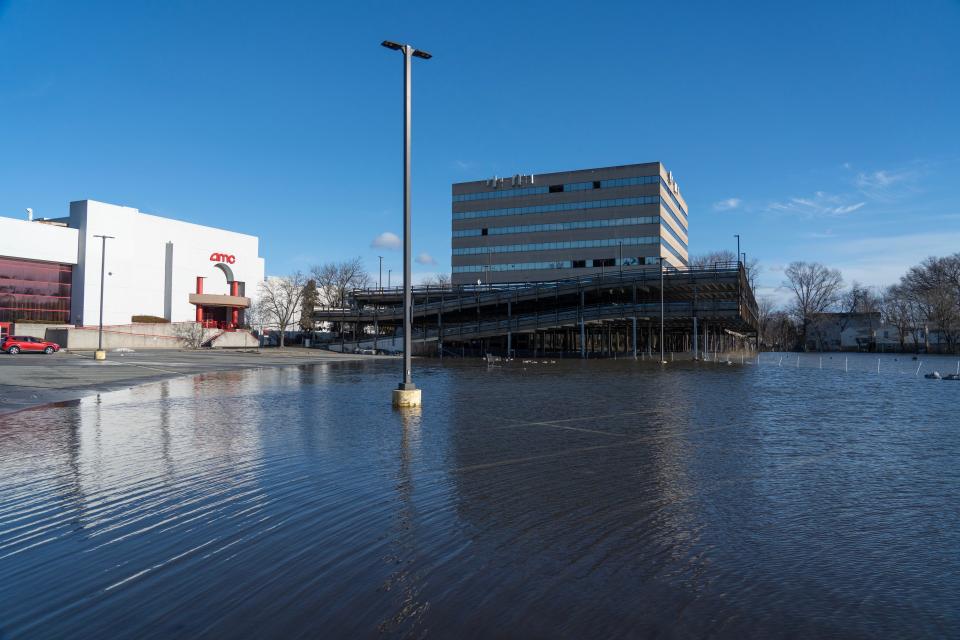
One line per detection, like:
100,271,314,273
313,263,758,358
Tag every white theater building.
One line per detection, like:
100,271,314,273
0,200,265,337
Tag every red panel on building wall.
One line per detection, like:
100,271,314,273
0,257,72,323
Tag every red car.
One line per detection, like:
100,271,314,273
2,335,61,355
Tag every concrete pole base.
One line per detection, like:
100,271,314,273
94,350,107,361
392,388,422,408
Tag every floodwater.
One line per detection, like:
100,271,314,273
1,354,959,638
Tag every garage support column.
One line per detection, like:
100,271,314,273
693,316,699,360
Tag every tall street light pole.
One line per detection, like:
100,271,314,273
660,256,666,364
93,234,114,361
388,269,392,289
378,255,383,291
734,234,741,267
618,241,623,277
383,39,431,408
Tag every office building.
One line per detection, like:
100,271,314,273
451,162,688,285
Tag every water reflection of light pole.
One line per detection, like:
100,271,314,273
93,234,114,361
378,405,424,631
382,39,431,408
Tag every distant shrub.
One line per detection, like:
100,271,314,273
131,315,170,324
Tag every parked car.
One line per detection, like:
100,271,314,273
2,335,61,355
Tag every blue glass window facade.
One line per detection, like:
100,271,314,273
452,174,661,203
452,216,661,238
660,223,688,250
453,196,661,222
453,236,660,256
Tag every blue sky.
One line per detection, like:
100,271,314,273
1,0,958,301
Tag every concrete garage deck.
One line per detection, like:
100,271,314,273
0,348,390,415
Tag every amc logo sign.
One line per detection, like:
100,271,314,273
209,252,236,264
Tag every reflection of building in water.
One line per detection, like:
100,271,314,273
444,367,763,604
64,375,267,508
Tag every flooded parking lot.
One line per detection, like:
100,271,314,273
1,355,958,638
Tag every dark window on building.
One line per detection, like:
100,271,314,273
592,258,615,268
572,260,586,268
548,184,563,193
593,181,601,189
0,257,73,324
481,228,488,236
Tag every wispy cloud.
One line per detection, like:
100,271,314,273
415,252,437,265
854,166,921,200
766,161,927,219
371,231,400,250
454,160,473,170
713,198,741,211
802,229,836,239
768,191,866,217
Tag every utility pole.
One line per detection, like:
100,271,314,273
378,255,383,291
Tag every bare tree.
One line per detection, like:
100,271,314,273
882,285,914,352
834,281,881,337
756,295,776,349
300,279,318,332
311,258,371,309
257,272,307,348
691,249,759,290
690,249,737,268
173,322,207,349
783,261,844,350
899,255,960,351
423,273,451,287
764,310,800,351
245,298,269,345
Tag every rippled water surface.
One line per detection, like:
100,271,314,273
2,355,959,638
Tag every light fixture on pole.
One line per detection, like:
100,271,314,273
382,39,431,408
92,234,114,361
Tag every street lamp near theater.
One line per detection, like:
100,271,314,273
93,234,114,361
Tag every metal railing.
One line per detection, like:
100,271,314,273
350,262,743,298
